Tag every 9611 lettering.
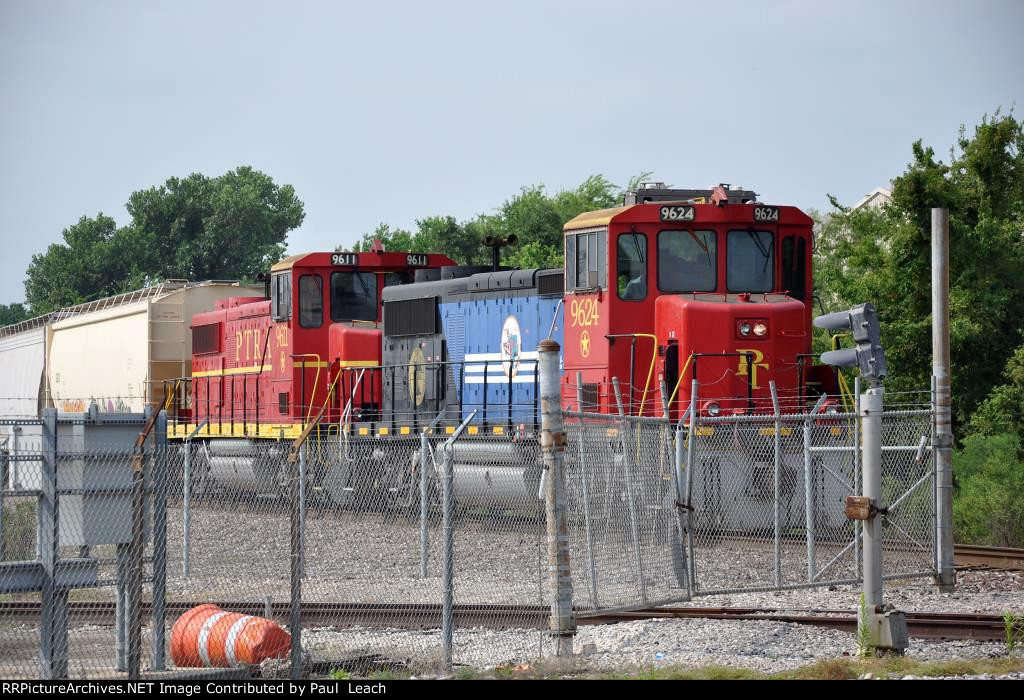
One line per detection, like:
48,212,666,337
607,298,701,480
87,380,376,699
406,254,428,266
331,253,358,265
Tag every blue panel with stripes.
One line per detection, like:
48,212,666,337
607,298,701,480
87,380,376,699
441,293,563,426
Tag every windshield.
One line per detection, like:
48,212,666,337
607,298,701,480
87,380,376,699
658,230,716,292
727,230,774,292
330,271,378,322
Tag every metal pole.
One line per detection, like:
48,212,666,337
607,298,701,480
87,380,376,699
440,409,477,670
684,380,698,591
575,372,600,608
854,376,862,574
931,207,956,591
862,386,884,609
290,442,303,680
182,418,208,579
804,413,815,582
612,378,647,605
770,381,782,588
673,423,691,599
183,441,191,578
539,340,574,656
128,444,145,678
39,409,67,679
299,441,306,580
151,413,168,670
420,431,429,578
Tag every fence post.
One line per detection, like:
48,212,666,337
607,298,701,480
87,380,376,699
289,442,304,679
151,412,168,670
684,380,699,592
420,431,430,578
612,377,647,606
39,408,68,679
441,443,455,669
804,414,816,583
673,422,691,600
539,340,574,656
575,372,600,609
127,417,147,680
770,382,782,589
931,207,956,591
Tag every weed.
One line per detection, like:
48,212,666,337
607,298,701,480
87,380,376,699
1005,612,1024,656
856,592,874,658
330,669,353,681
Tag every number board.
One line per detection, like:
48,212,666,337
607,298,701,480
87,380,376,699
405,254,428,266
659,205,695,222
753,206,779,223
331,253,358,266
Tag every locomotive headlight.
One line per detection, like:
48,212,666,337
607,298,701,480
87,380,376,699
705,401,721,417
753,322,768,337
738,322,752,337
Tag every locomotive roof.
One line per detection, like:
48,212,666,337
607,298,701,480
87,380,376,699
563,202,812,231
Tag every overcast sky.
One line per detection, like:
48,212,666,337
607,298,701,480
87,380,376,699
1,0,1022,305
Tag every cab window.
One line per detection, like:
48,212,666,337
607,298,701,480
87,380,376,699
565,228,607,291
298,275,323,328
271,272,291,321
331,271,378,322
727,230,774,293
658,230,716,292
617,232,647,300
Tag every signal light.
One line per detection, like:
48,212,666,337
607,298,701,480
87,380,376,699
813,303,887,382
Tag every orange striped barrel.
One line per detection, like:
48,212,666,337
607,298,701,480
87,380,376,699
170,604,291,668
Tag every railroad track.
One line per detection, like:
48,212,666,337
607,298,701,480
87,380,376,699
0,601,1009,641
954,544,1024,571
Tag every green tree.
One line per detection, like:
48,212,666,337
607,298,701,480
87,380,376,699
953,432,1024,547
350,174,630,268
815,112,1024,426
24,167,304,315
24,214,150,313
126,166,304,281
0,303,29,326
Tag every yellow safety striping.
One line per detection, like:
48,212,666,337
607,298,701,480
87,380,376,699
378,427,390,436
468,426,479,435
758,427,794,437
294,361,330,369
830,427,843,437
445,426,455,434
400,426,411,435
493,426,504,435
695,427,715,436
337,360,380,368
192,364,272,378
358,427,369,436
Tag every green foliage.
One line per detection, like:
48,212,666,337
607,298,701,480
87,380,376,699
25,167,304,315
0,303,29,326
1006,612,1024,656
349,174,630,267
952,432,1024,547
330,669,354,681
815,112,1024,429
857,592,874,658
24,214,150,313
969,344,1024,437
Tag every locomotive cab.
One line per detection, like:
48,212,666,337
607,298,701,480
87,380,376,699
562,184,824,419
177,250,456,440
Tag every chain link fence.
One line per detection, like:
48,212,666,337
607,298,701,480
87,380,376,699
0,382,939,679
